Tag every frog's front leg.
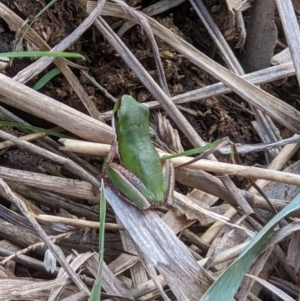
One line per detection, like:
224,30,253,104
92,141,119,196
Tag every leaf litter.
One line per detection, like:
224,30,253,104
0,0,299,300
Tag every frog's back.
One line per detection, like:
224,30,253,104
116,96,166,198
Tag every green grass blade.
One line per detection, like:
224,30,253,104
0,121,68,138
162,137,228,160
0,51,84,59
33,68,61,90
89,180,106,301
200,192,300,301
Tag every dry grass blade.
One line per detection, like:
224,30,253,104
105,186,213,300
263,222,300,253
276,0,300,86
102,2,300,133
150,111,184,154
102,61,295,112
0,179,90,295
85,254,136,299
113,0,170,96
0,74,113,143
236,246,275,301
0,231,75,266
60,139,300,186
189,0,244,74
0,278,72,300
0,166,97,202
246,274,295,301
48,253,94,301
36,214,123,230
174,191,251,231
0,130,101,188
116,0,186,36
218,134,300,155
